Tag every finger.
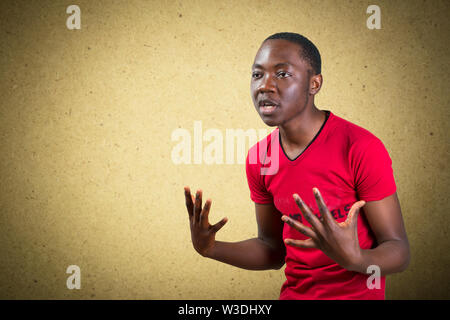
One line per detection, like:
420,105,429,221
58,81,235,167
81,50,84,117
346,200,366,226
194,190,203,224
184,186,194,218
200,198,212,227
211,217,228,233
312,187,337,228
281,215,317,239
293,194,322,232
284,238,317,249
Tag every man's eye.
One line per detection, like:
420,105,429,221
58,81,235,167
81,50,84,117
277,71,290,78
252,72,261,79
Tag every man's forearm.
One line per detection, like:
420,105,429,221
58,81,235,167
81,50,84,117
205,238,285,270
349,239,410,276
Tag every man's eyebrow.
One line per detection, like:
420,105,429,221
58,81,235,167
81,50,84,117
252,62,292,69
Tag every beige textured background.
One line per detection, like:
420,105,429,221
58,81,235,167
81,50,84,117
0,0,449,299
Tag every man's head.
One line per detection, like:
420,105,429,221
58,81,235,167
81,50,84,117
264,32,321,75
251,32,323,126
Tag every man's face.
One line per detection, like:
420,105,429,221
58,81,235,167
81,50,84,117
251,39,314,127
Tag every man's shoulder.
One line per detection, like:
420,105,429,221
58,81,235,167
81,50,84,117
330,112,381,147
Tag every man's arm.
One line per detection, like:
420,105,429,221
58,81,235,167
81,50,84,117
210,202,286,270
184,187,286,270
348,192,410,276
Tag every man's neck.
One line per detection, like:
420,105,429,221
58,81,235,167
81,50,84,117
278,105,326,151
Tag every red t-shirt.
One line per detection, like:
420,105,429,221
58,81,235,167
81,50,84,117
245,110,397,300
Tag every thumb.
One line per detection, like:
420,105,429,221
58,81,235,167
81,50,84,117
211,217,228,233
346,200,366,226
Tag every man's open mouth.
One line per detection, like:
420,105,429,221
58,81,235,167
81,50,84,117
258,99,279,115
259,105,278,116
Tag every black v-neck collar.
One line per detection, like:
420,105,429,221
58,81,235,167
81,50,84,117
279,110,330,162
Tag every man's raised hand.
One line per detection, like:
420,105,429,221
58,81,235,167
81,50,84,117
184,186,228,258
281,187,366,271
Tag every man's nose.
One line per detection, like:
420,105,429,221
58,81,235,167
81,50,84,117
258,74,277,93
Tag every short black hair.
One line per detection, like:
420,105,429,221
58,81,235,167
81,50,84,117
264,32,321,75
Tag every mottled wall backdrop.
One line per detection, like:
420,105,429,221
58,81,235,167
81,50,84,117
0,0,449,299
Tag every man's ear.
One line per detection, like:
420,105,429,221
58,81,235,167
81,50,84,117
310,73,323,95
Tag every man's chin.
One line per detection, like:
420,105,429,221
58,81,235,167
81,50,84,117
260,117,279,127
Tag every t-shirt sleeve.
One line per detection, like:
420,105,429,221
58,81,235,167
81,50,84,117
245,150,273,204
352,137,397,201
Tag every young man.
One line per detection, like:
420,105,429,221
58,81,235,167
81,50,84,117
184,32,410,300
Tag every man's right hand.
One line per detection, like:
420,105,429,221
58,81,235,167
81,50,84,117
184,186,228,258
